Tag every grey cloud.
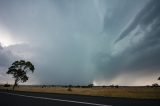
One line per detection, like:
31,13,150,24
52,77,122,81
0,0,101,85
94,0,160,79
0,43,31,69
0,44,14,67
103,0,145,36
115,0,160,43
0,0,158,85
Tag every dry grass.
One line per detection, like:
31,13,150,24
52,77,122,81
1,86,160,99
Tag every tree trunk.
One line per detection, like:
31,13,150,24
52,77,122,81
13,79,18,91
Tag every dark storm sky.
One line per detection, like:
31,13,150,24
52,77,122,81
0,0,160,85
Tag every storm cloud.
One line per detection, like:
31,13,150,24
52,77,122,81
0,0,160,85
93,0,160,85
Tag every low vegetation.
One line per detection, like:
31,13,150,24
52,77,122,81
2,62,160,100
0,85,160,99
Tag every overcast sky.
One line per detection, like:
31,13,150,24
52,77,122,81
0,0,160,86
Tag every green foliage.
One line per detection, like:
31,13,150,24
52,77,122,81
6,60,35,90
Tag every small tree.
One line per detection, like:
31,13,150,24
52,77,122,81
88,84,94,88
152,83,159,87
7,60,35,91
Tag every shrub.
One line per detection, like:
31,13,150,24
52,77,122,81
4,83,10,87
152,83,159,87
88,84,94,88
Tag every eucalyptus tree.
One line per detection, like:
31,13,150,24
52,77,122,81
7,60,35,91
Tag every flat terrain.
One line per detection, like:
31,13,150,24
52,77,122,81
0,86,160,99
0,90,160,106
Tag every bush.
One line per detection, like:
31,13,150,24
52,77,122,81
88,84,94,88
115,85,119,88
109,84,114,88
152,83,159,87
102,85,106,88
4,83,10,87
42,85,46,88
68,87,72,91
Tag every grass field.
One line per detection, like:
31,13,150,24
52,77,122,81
1,86,160,99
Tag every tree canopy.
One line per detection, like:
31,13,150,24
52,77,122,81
7,60,35,90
